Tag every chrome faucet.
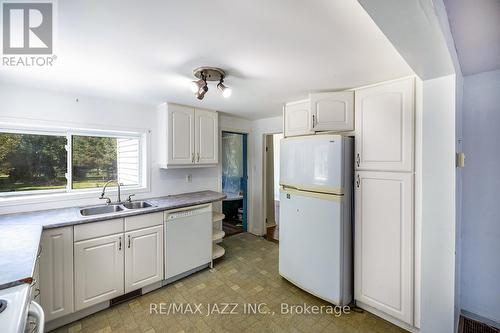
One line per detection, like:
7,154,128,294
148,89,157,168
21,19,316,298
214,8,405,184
99,180,123,204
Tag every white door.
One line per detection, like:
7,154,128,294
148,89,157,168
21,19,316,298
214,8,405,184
125,225,163,293
168,104,195,165
310,91,354,132
355,78,414,171
39,227,74,321
354,171,413,325
195,108,218,164
74,234,124,311
284,100,314,137
279,188,350,305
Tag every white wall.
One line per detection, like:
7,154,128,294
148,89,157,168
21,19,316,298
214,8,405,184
420,74,457,333
250,116,283,236
0,83,247,214
461,69,500,325
454,72,464,332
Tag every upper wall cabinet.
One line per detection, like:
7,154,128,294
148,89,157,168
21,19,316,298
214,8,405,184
284,91,354,137
168,104,195,166
194,109,218,165
160,103,218,168
355,78,414,172
310,91,354,132
284,100,313,137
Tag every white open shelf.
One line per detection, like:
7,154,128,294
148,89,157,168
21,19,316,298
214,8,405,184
212,244,225,260
212,230,225,242
212,212,225,222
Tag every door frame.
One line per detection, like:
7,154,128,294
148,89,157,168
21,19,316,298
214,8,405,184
261,131,283,238
217,126,254,234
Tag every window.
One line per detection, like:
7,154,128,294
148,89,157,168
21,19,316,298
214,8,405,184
0,132,67,192
72,135,140,189
0,128,145,196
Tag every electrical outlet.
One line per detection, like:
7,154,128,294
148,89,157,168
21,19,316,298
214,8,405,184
186,174,192,183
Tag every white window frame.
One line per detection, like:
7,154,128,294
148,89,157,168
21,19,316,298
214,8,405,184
0,123,150,205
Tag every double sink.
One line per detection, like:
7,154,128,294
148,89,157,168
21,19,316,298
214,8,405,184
80,201,155,216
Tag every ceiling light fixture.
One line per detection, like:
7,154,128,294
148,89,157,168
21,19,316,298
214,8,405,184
190,78,206,93
217,80,232,98
191,67,231,100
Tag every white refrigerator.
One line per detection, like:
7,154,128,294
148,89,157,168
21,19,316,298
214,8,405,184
279,134,353,306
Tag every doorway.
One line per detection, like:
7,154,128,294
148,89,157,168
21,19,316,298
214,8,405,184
264,133,283,241
221,131,248,236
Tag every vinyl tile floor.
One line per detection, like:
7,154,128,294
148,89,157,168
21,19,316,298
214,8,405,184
51,233,406,333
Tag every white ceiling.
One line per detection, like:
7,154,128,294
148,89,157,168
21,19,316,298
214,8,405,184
0,0,413,119
444,0,500,76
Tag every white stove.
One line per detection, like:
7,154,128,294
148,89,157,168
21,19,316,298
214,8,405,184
0,284,44,333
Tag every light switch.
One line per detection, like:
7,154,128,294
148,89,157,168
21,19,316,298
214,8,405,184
456,152,465,168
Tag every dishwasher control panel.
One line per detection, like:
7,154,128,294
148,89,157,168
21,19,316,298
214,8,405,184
165,204,211,221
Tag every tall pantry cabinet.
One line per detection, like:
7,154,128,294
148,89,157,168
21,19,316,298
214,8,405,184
354,77,416,328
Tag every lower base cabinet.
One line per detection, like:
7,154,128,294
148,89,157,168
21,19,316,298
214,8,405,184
74,234,124,311
39,227,74,321
354,171,414,325
74,213,164,311
125,225,163,293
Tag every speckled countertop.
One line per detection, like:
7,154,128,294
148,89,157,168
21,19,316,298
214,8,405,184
0,190,226,290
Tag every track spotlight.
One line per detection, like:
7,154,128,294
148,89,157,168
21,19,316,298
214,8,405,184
217,80,232,98
190,79,206,93
195,84,208,100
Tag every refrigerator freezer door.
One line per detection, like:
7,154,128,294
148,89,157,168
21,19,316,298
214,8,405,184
279,188,351,305
280,134,344,194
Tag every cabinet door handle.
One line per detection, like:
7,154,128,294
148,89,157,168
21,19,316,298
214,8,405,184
312,114,316,128
356,174,360,188
356,153,360,167
191,153,195,163
128,235,131,248
197,152,200,163
118,236,122,251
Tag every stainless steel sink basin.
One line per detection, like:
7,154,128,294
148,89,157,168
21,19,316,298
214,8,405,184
80,204,124,216
122,201,154,210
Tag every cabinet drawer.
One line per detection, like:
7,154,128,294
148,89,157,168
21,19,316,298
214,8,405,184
125,212,163,232
74,218,124,242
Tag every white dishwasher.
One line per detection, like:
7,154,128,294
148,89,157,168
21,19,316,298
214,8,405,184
164,204,212,280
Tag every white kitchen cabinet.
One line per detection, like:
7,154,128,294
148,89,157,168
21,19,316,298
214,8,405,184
284,100,314,137
161,103,219,168
355,78,414,171
195,108,218,164
354,171,413,325
74,233,124,311
310,91,354,132
125,225,163,293
39,227,74,321
168,104,195,166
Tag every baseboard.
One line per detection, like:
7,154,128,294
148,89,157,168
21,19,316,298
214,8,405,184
142,280,163,294
356,301,418,333
461,309,500,330
163,263,210,285
45,301,109,331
